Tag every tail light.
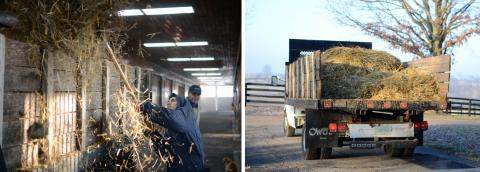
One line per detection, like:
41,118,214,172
337,123,348,132
421,121,428,130
328,123,337,132
383,102,391,109
324,101,333,109
414,121,428,130
400,102,408,109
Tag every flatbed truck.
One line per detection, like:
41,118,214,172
283,51,451,159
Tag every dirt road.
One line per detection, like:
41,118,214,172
245,106,480,171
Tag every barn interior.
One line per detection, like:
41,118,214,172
0,0,241,171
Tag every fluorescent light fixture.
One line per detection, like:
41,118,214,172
191,73,221,76
201,68,220,71
203,81,226,86
190,57,214,61
144,41,208,48
167,57,214,62
176,41,208,46
191,73,206,76
167,58,191,62
206,73,221,76
183,68,220,71
183,68,201,71
142,7,194,15
118,9,143,16
144,42,176,47
198,77,223,80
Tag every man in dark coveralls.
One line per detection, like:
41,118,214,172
141,94,205,172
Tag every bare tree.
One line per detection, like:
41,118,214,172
262,64,272,79
329,0,480,57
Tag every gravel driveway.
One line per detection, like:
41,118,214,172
246,106,480,171
424,111,480,164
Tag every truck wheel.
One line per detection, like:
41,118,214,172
384,145,403,157
403,147,415,157
302,126,318,160
284,114,295,137
318,147,332,159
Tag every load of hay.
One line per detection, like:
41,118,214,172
319,47,440,101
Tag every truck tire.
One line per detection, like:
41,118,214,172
284,114,295,137
302,126,318,160
403,147,415,157
384,145,403,157
318,147,332,159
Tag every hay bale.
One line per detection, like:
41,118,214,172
321,47,402,72
318,47,440,101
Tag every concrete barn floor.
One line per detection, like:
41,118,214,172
200,111,241,171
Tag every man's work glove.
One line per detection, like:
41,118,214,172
140,101,154,115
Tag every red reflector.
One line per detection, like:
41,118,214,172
400,102,408,109
367,101,374,109
337,123,348,132
414,121,428,130
383,102,391,109
414,122,421,129
328,123,337,132
421,121,428,130
324,101,332,109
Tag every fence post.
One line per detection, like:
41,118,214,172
469,99,472,116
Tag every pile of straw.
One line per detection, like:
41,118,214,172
372,68,440,101
319,47,440,101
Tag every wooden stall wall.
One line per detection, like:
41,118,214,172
0,34,166,171
2,34,43,171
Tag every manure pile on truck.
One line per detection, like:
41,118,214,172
319,47,440,101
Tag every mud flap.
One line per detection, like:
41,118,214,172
411,112,424,146
304,109,338,148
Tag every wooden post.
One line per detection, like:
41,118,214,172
310,54,315,99
289,64,293,98
300,58,304,98
285,64,289,98
314,51,322,99
101,59,110,134
0,34,5,146
469,99,472,116
295,60,300,98
305,56,309,99
44,50,55,162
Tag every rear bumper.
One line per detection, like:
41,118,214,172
348,123,415,138
346,139,418,149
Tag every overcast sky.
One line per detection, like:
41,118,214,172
245,0,480,79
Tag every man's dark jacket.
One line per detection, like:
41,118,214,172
142,96,205,172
